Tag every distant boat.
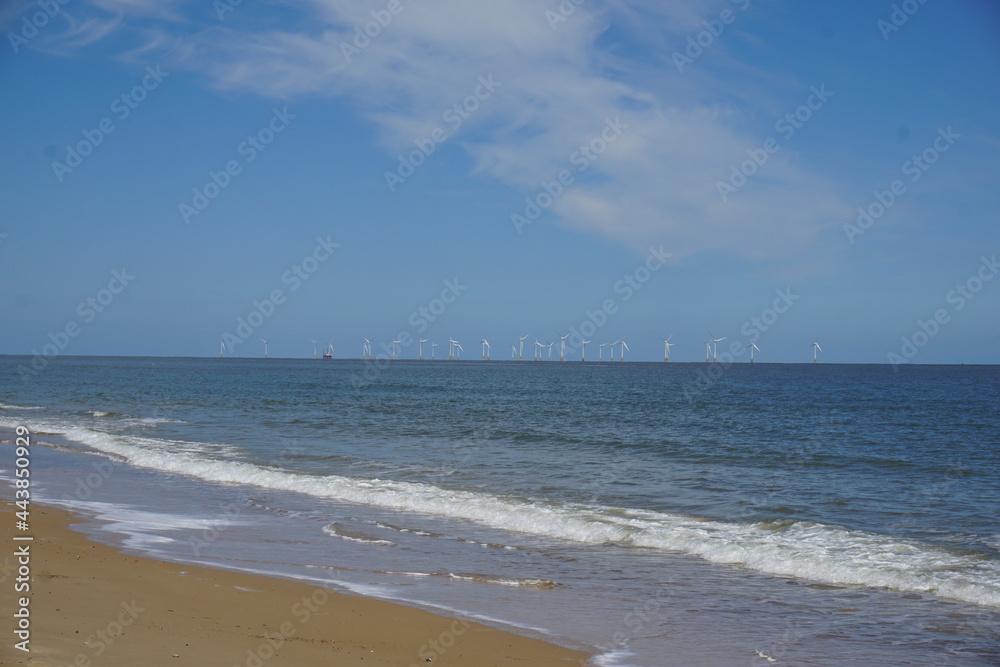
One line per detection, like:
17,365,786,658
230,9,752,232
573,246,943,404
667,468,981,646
323,343,334,359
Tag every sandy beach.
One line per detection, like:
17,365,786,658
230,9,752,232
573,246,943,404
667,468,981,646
0,502,589,666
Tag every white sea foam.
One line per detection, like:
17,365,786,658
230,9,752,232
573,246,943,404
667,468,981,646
88,414,185,428
447,573,559,588
321,523,395,546
374,521,434,537
46,498,249,551
591,648,639,667
0,403,44,411
131,417,184,426
18,422,1000,608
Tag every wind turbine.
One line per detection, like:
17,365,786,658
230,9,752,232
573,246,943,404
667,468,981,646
534,340,544,361
599,343,606,362
750,342,760,363
419,339,428,360
219,340,225,358
519,335,528,361
581,340,590,361
260,339,269,358
455,341,463,360
618,340,629,362
546,342,554,361
663,336,674,362
311,339,318,359
811,342,822,363
432,342,438,360
712,335,726,362
705,341,711,363
511,345,516,360
390,339,400,360
559,334,569,361
448,339,457,361
481,338,491,360
362,338,373,359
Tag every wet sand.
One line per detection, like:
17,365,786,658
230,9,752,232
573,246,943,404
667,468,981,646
0,502,590,666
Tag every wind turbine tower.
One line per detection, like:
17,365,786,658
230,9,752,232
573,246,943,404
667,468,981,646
712,336,726,362
663,336,674,362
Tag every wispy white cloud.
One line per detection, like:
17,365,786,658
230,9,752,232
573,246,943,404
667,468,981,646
51,0,853,259
3,0,186,57
59,14,125,49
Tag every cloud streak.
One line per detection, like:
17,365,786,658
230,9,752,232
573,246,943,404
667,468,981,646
35,0,852,259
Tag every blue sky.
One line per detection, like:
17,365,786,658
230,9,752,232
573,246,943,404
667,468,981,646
1,0,998,363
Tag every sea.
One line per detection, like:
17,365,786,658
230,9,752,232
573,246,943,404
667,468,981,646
1,356,998,666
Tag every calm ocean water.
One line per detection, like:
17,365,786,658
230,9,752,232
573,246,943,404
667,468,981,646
2,356,998,665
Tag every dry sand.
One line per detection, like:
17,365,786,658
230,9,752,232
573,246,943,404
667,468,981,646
0,502,590,666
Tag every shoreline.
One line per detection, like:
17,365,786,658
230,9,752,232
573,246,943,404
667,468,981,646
0,501,591,666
